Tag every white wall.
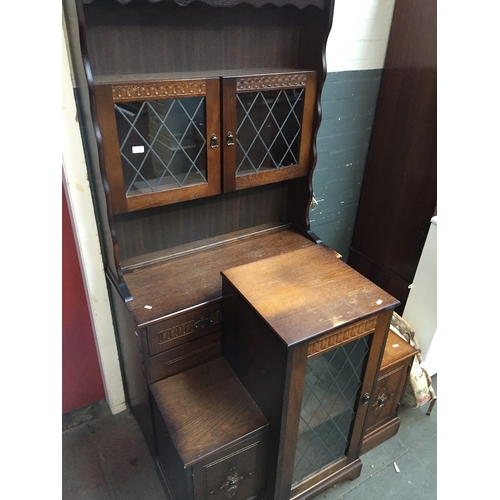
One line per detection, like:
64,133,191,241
326,0,395,72
62,0,396,414
62,28,126,415
403,217,438,376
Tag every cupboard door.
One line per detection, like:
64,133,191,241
93,77,221,213
293,334,372,487
221,71,317,192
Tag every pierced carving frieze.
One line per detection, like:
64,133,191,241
371,387,393,416
82,0,326,10
152,310,222,349
236,73,308,92
111,80,207,102
219,467,245,498
307,316,378,358
202,441,262,498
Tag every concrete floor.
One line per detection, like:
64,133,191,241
62,376,437,500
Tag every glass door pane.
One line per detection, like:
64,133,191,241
235,88,304,176
115,96,207,198
293,335,372,486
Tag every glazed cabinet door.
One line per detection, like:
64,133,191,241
288,311,391,500
291,334,373,493
221,71,317,192
93,77,222,213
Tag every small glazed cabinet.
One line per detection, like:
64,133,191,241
221,245,399,499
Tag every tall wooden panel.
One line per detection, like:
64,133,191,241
348,0,437,313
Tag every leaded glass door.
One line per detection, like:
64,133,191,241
94,78,221,213
221,71,317,191
292,334,373,488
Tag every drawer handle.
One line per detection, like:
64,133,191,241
372,389,391,415
220,467,244,498
194,317,212,329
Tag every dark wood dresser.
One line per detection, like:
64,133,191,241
64,0,417,498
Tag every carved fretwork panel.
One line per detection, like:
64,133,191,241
365,365,407,431
307,316,377,358
111,80,208,102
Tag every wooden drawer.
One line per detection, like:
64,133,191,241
151,358,268,500
148,331,221,383
147,302,222,356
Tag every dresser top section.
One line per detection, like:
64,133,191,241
221,245,400,347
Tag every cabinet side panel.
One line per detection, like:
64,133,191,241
221,277,288,500
64,0,123,285
107,278,155,454
152,397,192,500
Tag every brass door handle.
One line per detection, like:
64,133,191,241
194,317,212,329
210,134,219,148
226,131,235,146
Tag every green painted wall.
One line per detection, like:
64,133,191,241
310,70,383,260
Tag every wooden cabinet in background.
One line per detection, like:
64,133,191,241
348,0,437,313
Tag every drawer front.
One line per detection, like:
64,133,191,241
193,431,268,500
148,331,221,383
364,362,410,433
147,302,222,356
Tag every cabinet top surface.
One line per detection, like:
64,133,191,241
222,245,399,347
150,357,267,467
381,330,418,371
123,226,322,326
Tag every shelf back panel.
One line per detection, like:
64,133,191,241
82,2,325,77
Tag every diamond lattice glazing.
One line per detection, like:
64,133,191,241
293,336,371,485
